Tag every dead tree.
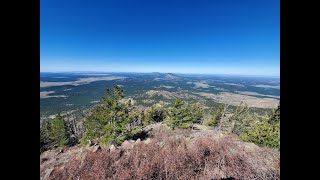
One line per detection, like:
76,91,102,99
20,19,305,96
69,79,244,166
217,103,230,131
63,113,81,145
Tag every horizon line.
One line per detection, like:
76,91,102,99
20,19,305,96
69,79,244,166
40,71,280,78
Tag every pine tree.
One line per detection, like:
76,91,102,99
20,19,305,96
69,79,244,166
50,114,69,147
40,121,52,153
81,85,143,146
240,120,280,149
269,104,280,124
144,103,166,125
206,104,224,127
168,99,203,129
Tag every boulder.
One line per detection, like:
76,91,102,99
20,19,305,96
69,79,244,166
92,138,100,146
122,140,133,150
92,145,101,152
42,167,54,180
191,124,207,131
88,140,93,146
109,145,116,152
144,138,151,144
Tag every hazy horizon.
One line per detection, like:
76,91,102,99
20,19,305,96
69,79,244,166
40,70,279,78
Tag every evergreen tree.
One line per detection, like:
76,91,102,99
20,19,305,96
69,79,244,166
168,99,203,129
40,121,52,153
231,103,281,149
230,103,254,135
240,120,280,149
81,85,143,146
269,104,280,124
144,103,166,125
50,114,69,146
206,104,224,127
40,114,69,153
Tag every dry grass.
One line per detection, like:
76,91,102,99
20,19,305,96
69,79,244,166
40,91,68,99
145,90,202,101
234,91,280,99
145,90,177,99
160,85,175,89
194,92,279,108
193,82,211,88
40,76,125,88
252,85,280,89
224,83,245,87
41,129,279,180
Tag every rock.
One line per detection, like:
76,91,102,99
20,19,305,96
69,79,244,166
92,145,101,152
92,138,100,146
70,134,77,146
136,138,141,143
144,138,151,144
109,145,116,152
43,167,54,180
40,157,48,164
129,139,135,143
156,141,164,147
174,135,183,140
122,140,133,150
88,140,93,146
191,124,207,131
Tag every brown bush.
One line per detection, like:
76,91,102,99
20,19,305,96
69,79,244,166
42,130,279,180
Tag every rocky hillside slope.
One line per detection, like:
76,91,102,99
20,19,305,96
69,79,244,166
40,124,280,180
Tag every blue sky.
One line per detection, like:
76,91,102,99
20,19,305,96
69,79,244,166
40,0,279,76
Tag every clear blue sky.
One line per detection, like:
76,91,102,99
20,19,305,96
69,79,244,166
40,0,279,76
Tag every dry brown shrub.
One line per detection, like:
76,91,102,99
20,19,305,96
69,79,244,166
43,130,279,180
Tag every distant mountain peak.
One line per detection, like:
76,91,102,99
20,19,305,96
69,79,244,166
164,73,180,79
